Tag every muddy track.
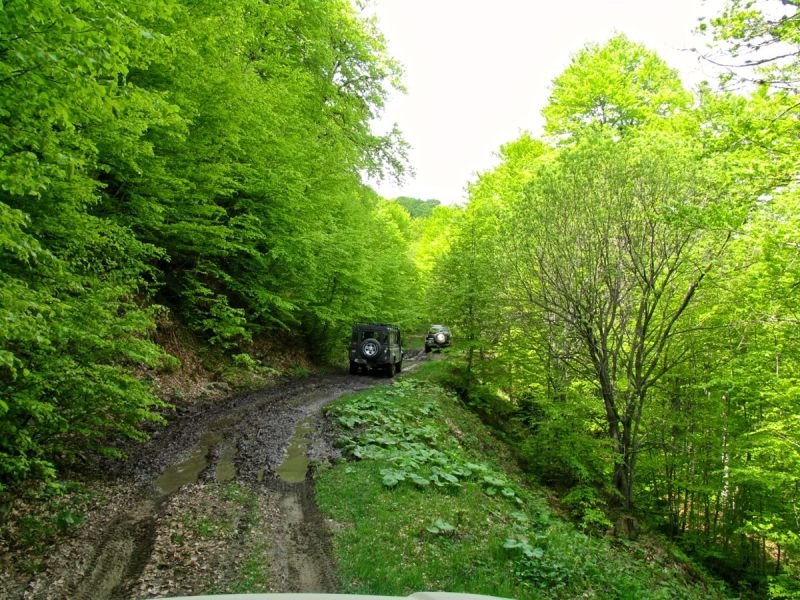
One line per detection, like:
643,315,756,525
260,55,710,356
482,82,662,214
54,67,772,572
6,352,430,600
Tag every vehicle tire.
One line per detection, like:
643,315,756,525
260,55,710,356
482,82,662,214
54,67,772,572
424,345,431,353
360,338,382,360
386,362,396,378
349,361,359,375
434,332,447,344
396,360,402,373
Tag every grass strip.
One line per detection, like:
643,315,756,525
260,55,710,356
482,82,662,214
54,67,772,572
315,363,729,600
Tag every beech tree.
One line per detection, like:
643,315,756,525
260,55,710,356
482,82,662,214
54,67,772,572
543,34,691,140
504,129,732,511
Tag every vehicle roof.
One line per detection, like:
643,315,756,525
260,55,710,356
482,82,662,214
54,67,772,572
430,324,450,330
353,322,399,330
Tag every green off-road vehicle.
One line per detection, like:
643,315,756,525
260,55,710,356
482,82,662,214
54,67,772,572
349,323,403,377
424,324,451,353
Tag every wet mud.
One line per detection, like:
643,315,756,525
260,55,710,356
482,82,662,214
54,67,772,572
4,353,429,599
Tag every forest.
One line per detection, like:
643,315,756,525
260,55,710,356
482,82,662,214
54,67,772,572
1,0,798,597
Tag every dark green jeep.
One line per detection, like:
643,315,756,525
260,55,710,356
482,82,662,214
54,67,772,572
349,323,403,377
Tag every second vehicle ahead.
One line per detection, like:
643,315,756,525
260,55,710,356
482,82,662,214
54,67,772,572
425,325,451,353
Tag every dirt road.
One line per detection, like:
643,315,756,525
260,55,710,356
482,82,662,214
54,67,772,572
4,353,428,599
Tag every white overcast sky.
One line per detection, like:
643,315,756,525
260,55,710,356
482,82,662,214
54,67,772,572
364,0,724,205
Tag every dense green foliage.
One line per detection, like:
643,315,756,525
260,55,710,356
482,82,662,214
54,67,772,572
432,16,800,596
316,363,727,599
0,0,418,490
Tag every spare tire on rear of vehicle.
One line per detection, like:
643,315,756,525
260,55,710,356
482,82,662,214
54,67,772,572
434,332,446,344
360,338,382,359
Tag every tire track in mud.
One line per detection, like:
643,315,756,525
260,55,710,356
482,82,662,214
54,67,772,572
70,498,158,600
266,480,338,593
13,352,430,600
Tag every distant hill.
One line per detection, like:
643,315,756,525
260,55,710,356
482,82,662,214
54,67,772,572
393,196,441,218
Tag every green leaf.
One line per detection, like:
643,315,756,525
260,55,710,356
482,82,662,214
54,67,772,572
426,519,455,534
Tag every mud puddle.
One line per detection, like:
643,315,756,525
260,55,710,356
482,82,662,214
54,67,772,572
275,416,315,484
216,443,237,483
154,432,224,495
155,412,243,495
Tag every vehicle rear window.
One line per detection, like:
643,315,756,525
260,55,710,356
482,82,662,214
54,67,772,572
358,330,386,342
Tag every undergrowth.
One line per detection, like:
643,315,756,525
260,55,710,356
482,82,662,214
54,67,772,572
0,480,92,573
315,362,730,599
